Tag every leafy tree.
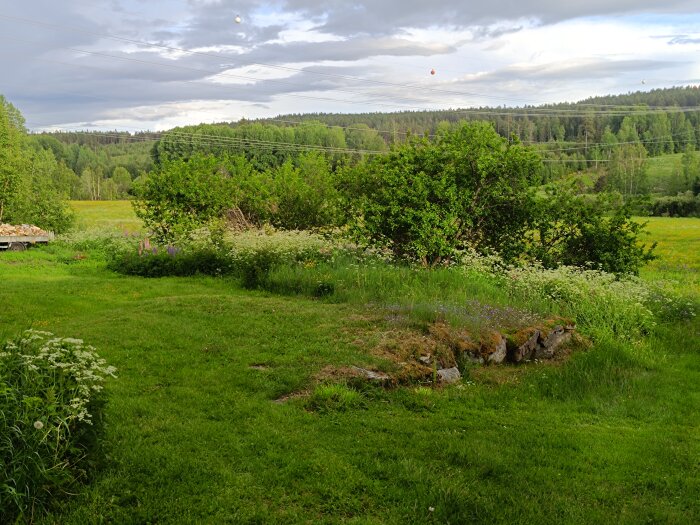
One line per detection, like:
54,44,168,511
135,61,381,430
80,167,104,201
112,166,133,197
607,143,648,198
134,155,238,243
352,122,541,264
0,98,24,223
0,96,73,231
528,188,655,274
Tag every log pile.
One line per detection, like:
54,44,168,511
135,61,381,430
0,224,50,236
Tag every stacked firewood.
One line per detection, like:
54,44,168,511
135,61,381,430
0,224,50,236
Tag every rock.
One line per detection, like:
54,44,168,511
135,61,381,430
350,366,391,383
437,367,461,383
510,330,540,363
535,326,572,359
462,354,484,365
418,354,432,365
486,334,507,364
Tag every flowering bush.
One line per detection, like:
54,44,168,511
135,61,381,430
459,250,696,338
226,228,342,288
0,330,116,523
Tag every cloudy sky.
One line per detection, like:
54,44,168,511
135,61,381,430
1,0,700,131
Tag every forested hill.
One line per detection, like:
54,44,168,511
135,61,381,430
23,85,700,199
249,85,700,148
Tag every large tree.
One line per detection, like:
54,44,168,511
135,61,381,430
0,95,73,231
352,122,542,264
0,97,24,223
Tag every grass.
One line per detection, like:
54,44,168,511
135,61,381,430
1,207,698,523
637,216,700,296
69,200,142,232
646,153,683,192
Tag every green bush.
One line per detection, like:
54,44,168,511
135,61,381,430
107,244,234,277
0,331,116,523
350,122,541,264
227,228,340,289
649,192,700,217
528,189,656,275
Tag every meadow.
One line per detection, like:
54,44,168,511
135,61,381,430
68,200,142,232
638,216,700,294
1,205,698,524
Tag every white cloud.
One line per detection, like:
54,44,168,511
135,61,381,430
2,1,699,130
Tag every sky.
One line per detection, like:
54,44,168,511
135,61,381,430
1,0,700,132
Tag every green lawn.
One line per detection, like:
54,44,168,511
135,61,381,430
1,213,698,524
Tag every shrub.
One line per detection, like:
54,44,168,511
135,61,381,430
227,228,339,288
350,122,541,265
133,154,238,243
107,243,234,277
0,331,116,523
528,189,656,275
649,192,700,217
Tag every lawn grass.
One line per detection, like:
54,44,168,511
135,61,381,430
1,210,698,523
69,200,142,232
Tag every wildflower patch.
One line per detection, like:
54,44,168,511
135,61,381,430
0,330,116,523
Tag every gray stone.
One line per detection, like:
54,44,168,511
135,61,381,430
437,367,461,383
418,355,432,365
486,336,507,365
535,326,572,359
350,366,391,382
512,330,540,363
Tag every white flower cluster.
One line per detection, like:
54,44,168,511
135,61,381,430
457,252,675,338
226,228,338,267
8,330,117,425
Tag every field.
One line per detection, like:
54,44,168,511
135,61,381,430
1,207,699,524
639,216,700,294
69,200,142,232
646,153,684,192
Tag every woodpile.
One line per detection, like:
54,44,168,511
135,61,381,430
0,224,50,236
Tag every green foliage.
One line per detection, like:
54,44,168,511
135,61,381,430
353,122,541,264
0,331,115,523
0,98,74,232
107,244,234,277
607,142,649,198
0,96,25,223
650,192,700,217
133,155,237,243
270,154,342,229
528,189,656,274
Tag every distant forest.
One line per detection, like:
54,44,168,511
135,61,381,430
31,86,700,201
